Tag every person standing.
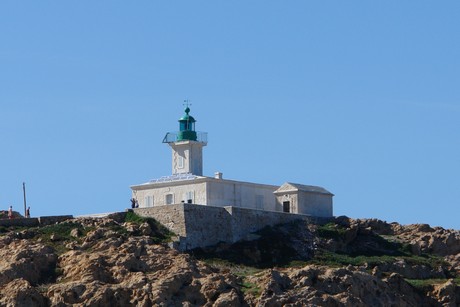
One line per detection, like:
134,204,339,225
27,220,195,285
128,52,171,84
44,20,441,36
8,206,13,219
26,206,30,218
130,198,136,209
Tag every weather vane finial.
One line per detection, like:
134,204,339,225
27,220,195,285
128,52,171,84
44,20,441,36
183,99,192,108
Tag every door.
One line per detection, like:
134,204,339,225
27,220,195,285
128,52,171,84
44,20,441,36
283,201,290,213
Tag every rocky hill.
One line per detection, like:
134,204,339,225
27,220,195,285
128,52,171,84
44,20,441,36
0,212,459,306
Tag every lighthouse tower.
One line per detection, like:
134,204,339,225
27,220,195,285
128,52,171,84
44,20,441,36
162,106,207,176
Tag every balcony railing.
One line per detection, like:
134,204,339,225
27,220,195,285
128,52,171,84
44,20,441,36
162,131,208,144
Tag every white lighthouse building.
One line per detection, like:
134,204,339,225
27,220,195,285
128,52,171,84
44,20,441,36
131,106,333,217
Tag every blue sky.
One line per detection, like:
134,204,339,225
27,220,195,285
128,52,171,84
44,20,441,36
1,2,459,229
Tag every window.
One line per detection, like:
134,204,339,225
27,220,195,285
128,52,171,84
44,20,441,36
256,195,264,209
180,121,195,131
144,196,154,207
186,191,194,204
166,194,174,205
178,156,184,169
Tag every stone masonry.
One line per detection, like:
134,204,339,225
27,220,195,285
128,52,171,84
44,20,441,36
134,203,331,250
0,215,73,228
0,205,330,251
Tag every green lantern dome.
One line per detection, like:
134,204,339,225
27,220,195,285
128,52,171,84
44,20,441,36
177,106,197,141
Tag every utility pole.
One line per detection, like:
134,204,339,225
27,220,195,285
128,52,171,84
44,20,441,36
23,182,27,217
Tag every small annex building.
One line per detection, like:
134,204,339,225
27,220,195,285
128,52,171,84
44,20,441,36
274,183,333,217
131,106,333,217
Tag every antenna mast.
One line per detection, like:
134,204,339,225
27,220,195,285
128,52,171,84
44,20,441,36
23,182,27,217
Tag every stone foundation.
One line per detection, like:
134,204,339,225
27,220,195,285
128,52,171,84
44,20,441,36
134,204,331,250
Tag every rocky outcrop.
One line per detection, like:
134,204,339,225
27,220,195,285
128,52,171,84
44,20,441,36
0,239,57,287
392,223,460,257
334,217,460,255
242,265,460,306
0,279,46,307
331,217,460,277
0,217,243,307
248,266,424,306
46,241,242,306
0,215,459,306
431,279,460,306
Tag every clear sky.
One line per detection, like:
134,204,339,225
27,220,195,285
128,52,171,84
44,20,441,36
1,1,459,229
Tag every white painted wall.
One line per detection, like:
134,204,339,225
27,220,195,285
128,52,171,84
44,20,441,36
132,177,279,212
132,178,332,217
275,192,332,217
170,141,205,175
133,181,207,208
206,179,278,211
297,192,333,217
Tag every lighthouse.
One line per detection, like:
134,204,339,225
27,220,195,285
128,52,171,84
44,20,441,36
162,106,207,176
132,105,332,217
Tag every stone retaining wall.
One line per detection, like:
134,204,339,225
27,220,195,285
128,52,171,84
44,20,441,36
0,215,73,228
135,204,232,249
135,205,187,237
39,215,73,226
182,205,232,250
0,218,40,228
134,204,332,250
225,206,329,242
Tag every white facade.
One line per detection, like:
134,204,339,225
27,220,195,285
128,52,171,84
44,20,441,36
131,175,279,211
131,177,333,216
170,140,206,176
274,183,333,217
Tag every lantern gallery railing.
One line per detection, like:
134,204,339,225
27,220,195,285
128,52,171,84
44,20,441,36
162,132,208,144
